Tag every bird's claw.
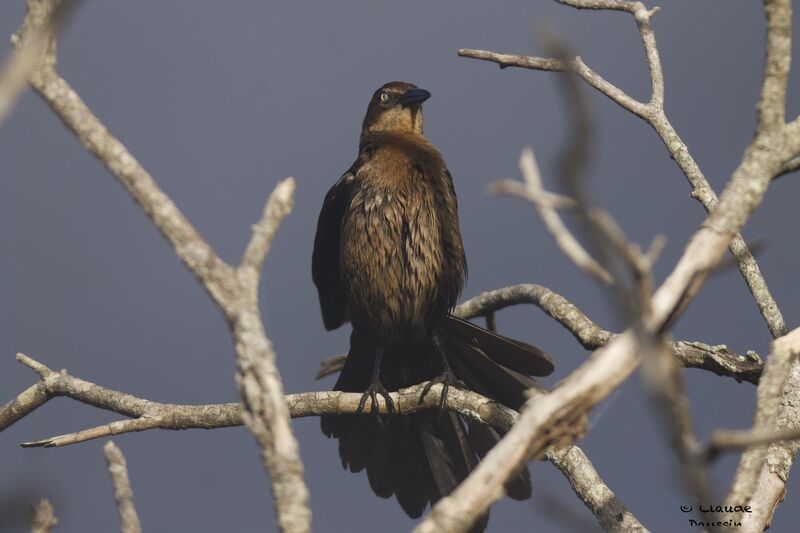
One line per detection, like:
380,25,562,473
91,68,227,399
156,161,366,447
356,381,395,423
419,371,466,416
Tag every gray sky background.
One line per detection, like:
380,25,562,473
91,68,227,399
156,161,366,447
2,1,799,531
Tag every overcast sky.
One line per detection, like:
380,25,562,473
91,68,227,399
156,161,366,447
2,1,800,532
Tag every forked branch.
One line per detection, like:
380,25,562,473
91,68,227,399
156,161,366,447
13,1,309,531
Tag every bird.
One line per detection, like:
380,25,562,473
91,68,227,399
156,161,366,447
312,81,555,530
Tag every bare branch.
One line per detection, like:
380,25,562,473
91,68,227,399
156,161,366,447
240,178,296,275
726,328,800,527
0,353,646,532
756,0,792,133
1,379,50,429
721,2,799,518
457,284,612,347
29,500,57,533
546,446,648,532
556,0,653,13
739,358,800,532
104,441,142,533
701,426,800,463
775,156,800,179
0,0,75,126
490,148,613,284
457,48,650,118
460,0,788,339
1,353,513,446
454,284,761,383
13,1,311,530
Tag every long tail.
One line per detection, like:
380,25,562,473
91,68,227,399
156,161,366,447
320,316,553,530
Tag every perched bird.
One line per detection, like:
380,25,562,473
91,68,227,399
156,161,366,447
312,81,554,529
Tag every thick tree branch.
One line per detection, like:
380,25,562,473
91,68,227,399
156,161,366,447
726,328,800,527
740,360,800,533
455,284,762,384
103,441,142,533
0,354,645,532
13,1,310,531
1,354,512,444
722,3,800,530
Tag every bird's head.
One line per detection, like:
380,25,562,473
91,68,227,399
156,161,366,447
361,81,431,137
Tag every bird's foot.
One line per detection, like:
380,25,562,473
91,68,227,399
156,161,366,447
356,381,396,422
419,370,466,415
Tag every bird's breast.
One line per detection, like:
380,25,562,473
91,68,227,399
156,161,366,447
340,179,447,343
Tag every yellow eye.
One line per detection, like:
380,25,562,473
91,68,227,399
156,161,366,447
379,92,390,104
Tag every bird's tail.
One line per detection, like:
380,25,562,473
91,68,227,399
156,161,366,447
320,316,553,529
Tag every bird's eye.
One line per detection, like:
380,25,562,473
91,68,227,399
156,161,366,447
379,92,390,104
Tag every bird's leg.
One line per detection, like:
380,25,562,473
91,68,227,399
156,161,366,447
419,332,466,414
356,348,395,420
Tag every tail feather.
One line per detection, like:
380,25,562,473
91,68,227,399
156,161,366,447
390,418,432,518
419,417,490,533
366,426,393,497
446,335,532,410
468,421,532,501
320,318,553,531
446,316,554,376
418,419,460,496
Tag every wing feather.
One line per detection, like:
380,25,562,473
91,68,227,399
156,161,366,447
312,172,354,330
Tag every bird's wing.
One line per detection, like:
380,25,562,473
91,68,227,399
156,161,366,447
312,171,354,330
439,169,468,307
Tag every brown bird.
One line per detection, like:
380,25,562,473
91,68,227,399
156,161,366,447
313,81,554,529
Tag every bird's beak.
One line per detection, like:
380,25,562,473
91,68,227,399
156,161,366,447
399,88,431,107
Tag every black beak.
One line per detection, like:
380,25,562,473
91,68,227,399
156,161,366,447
399,88,431,107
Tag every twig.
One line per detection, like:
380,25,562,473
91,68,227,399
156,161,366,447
104,441,142,533
0,0,75,127
701,426,800,463
484,310,497,332
29,500,57,533
13,1,310,531
775,156,800,179
489,149,612,284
